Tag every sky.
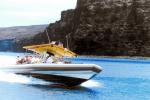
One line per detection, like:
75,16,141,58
0,0,77,27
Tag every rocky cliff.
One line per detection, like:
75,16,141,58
16,0,150,56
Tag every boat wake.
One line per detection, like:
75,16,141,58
0,72,49,85
81,80,103,88
0,55,16,66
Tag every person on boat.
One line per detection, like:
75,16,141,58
16,56,22,64
46,56,54,63
16,56,26,64
30,55,41,63
16,55,33,64
45,52,56,63
26,56,33,64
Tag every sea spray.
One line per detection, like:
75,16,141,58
0,55,16,66
81,80,103,88
0,72,49,85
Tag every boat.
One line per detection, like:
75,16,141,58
0,43,102,86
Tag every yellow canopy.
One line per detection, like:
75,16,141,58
23,43,77,57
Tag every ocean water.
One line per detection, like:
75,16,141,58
0,52,150,100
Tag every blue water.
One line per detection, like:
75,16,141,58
0,53,150,100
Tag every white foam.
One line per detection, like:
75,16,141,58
81,80,103,88
0,55,16,66
0,71,49,85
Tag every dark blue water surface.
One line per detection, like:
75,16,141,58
0,54,150,100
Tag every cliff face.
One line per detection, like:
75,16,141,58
18,0,150,56
71,0,150,56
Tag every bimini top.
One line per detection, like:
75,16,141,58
23,43,77,57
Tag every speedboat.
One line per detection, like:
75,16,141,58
0,43,102,86
0,63,102,86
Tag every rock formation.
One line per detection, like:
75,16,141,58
16,0,150,56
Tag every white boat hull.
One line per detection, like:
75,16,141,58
0,64,102,86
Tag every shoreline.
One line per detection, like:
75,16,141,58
1,51,150,61
78,55,150,60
